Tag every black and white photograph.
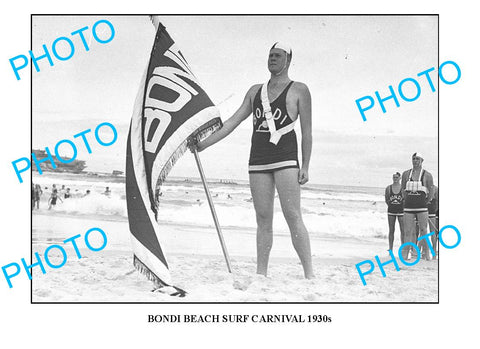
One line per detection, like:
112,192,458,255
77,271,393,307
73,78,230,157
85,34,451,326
1,1,478,347
30,15,438,302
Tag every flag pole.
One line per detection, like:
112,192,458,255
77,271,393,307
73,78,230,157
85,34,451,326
192,147,232,273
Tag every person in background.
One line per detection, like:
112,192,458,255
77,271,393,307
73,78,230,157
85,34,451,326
427,185,439,259
32,183,35,211
64,188,71,199
34,184,43,209
59,184,66,197
401,153,434,260
48,189,63,209
385,172,405,251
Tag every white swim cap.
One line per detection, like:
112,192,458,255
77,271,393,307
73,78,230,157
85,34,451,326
271,42,292,56
270,42,292,76
412,152,424,160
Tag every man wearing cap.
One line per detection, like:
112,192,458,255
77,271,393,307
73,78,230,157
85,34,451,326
401,153,435,260
385,172,405,251
194,42,314,279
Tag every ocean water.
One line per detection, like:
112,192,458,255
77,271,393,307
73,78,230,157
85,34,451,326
33,172,388,241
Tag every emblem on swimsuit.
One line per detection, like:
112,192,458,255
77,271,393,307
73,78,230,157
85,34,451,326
254,107,286,133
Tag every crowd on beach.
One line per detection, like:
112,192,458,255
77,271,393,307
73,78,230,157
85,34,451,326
384,153,439,261
31,183,112,211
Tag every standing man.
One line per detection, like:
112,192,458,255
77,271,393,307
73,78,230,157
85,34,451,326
401,153,434,260
193,43,314,279
385,172,405,251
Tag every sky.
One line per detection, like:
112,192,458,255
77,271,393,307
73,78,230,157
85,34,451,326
32,15,439,187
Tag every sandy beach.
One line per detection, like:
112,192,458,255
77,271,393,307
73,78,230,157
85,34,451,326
32,173,438,303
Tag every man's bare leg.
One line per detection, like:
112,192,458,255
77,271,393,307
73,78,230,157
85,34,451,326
403,213,416,260
399,215,405,245
249,172,275,276
387,215,396,251
274,168,314,279
429,217,439,259
417,212,430,260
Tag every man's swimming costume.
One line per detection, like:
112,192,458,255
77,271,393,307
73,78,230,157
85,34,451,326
387,185,404,216
404,169,428,213
248,81,298,173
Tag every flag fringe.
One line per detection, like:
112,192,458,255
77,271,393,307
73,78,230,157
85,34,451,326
133,255,187,297
133,254,167,288
154,118,222,206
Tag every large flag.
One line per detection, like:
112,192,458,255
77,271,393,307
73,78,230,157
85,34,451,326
126,21,222,295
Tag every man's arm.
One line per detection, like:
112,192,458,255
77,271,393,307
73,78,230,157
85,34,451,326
385,186,389,204
425,172,434,203
197,85,258,152
401,171,408,197
297,82,312,185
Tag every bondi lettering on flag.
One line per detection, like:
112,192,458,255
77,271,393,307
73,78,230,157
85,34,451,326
126,20,222,296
